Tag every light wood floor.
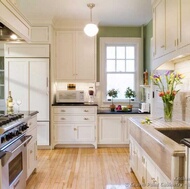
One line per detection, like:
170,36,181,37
26,148,140,189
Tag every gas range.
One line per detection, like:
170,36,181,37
0,114,29,150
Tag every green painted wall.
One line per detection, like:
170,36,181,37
96,26,142,81
143,20,153,76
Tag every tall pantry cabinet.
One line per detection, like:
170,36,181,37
4,44,50,146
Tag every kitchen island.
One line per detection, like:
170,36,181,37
128,117,189,189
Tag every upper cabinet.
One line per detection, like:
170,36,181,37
177,0,190,48
152,0,190,70
0,0,31,41
55,31,96,82
30,26,51,43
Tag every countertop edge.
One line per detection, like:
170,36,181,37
129,117,185,156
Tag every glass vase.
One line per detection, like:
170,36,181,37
163,101,173,122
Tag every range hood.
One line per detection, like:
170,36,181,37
0,22,24,42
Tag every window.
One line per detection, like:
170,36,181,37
100,37,143,103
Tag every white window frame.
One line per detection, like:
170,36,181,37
100,37,143,105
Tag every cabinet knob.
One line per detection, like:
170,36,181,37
61,118,65,120
61,110,65,112
161,45,165,48
74,128,77,131
84,118,89,120
84,110,89,112
30,150,33,154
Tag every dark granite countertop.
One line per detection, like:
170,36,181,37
0,110,39,117
97,110,150,114
52,103,98,106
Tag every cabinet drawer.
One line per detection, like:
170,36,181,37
53,107,95,114
53,115,95,122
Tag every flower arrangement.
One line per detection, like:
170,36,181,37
150,71,184,121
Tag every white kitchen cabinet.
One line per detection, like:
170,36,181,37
153,0,177,59
177,0,190,48
98,115,123,144
153,0,190,67
153,0,166,59
55,31,96,82
53,106,97,148
5,58,49,146
26,115,37,179
37,122,49,146
98,115,131,145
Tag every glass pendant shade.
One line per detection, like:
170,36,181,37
84,23,99,37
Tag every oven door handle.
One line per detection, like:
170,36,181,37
1,135,32,167
11,135,32,154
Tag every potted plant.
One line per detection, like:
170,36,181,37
107,89,118,111
125,87,136,111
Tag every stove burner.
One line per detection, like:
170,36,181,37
0,114,24,127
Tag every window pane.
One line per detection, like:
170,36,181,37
107,73,134,99
107,60,115,72
116,47,125,59
126,60,135,72
126,46,135,59
116,60,125,72
107,46,115,59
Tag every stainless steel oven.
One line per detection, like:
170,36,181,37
1,135,32,189
0,113,32,189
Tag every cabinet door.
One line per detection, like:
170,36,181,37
54,123,75,142
29,59,49,121
98,116,122,144
75,32,96,81
37,122,49,145
55,31,75,80
5,58,29,112
165,0,178,54
153,0,165,59
178,0,190,48
27,138,37,179
75,124,95,142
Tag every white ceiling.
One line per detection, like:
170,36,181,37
16,0,152,26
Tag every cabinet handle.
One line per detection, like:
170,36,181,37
84,110,89,112
74,128,77,131
61,118,65,120
46,77,49,87
84,118,89,120
28,122,32,126
161,45,165,48
30,150,33,154
61,110,65,112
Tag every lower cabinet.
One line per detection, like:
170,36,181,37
37,122,49,146
26,115,37,179
98,115,127,144
53,106,97,148
98,114,144,145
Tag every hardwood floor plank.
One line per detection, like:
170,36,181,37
26,148,139,189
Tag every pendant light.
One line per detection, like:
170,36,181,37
84,3,99,37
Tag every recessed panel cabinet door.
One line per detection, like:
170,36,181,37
178,0,190,48
5,58,29,112
29,59,49,121
75,32,96,81
55,31,75,80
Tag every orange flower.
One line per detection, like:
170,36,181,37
172,91,177,96
166,90,170,95
159,91,165,97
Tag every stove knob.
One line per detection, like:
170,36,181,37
5,134,11,141
16,130,22,135
1,136,5,143
22,124,29,131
